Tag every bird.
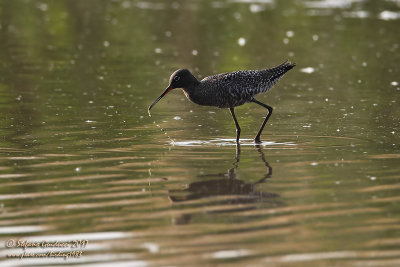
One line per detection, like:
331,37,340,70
148,60,296,143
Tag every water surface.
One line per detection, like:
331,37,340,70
0,0,399,266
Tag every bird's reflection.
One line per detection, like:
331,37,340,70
169,144,279,204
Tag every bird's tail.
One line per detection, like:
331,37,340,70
259,60,296,92
268,60,296,77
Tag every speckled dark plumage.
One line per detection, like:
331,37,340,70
149,60,296,143
183,60,295,108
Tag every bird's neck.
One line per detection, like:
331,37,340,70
181,76,201,104
183,76,201,94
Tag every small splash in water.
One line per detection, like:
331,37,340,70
171,138,296,147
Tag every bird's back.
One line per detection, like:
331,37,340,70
198,60,295,108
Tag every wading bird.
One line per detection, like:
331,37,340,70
148,60,295,143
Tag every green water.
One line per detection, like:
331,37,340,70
0,0,399,266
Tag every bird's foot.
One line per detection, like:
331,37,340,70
254,137,262,144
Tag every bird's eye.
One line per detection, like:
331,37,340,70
173,76,180,82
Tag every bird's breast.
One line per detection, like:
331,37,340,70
182,87,213,107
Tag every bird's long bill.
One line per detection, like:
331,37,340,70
148,86,173,116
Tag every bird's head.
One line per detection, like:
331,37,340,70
168,69,193,89
148,69,197,114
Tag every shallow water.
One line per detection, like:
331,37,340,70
0,0,400,266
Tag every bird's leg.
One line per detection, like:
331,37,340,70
251,99,273,143
229,108,241,143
